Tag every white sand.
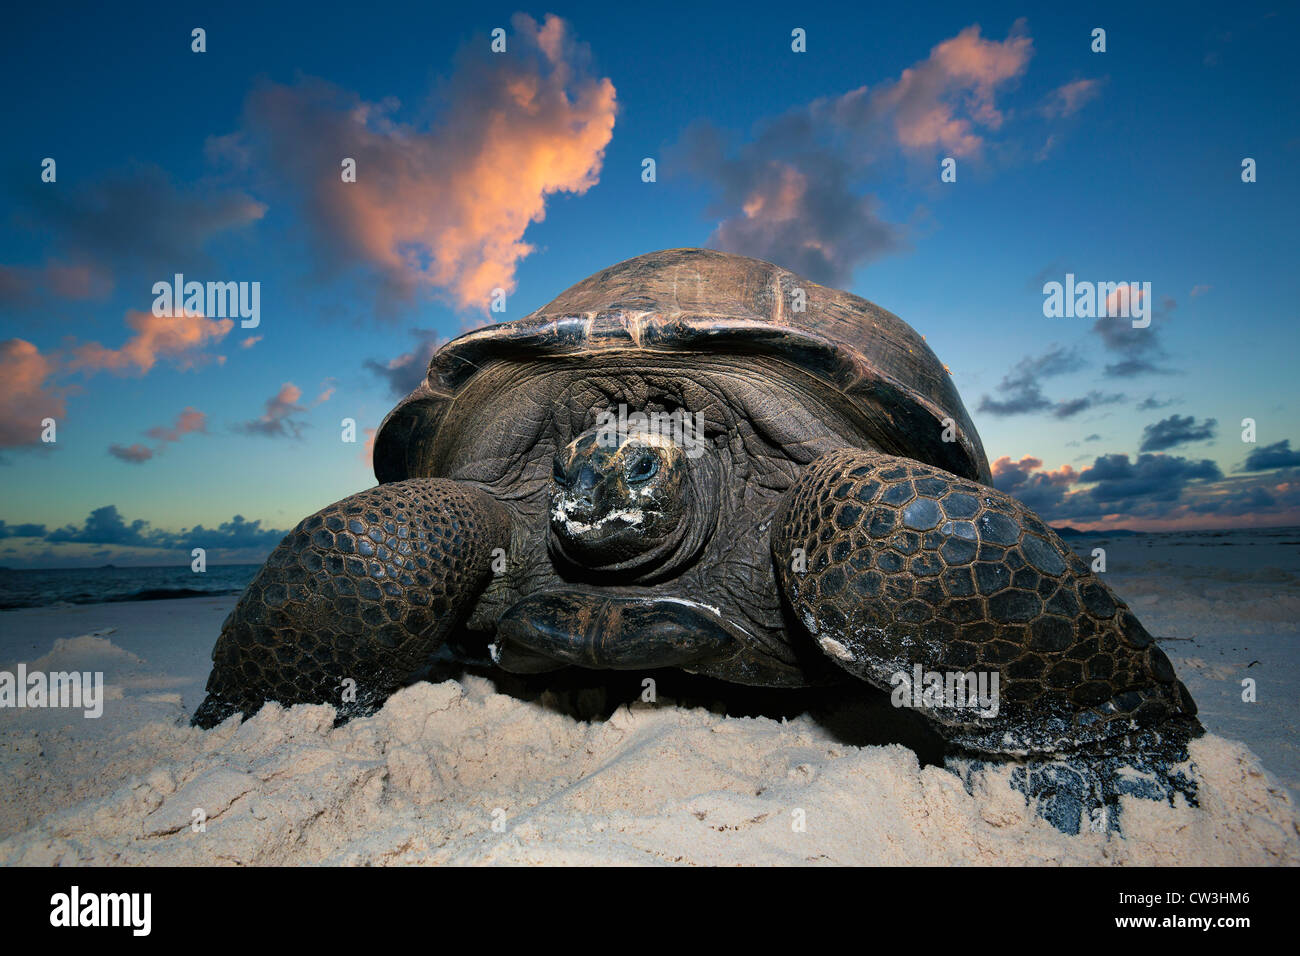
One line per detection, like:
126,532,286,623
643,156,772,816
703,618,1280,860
1,566,1298,865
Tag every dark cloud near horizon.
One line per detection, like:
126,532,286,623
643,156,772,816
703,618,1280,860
0,520,46,538
1138,414,1217,452
991,455,1078,516
43,504,286,551
1078,453,1221,505
1185,468,1300,517
993,450,1227,523
1242,439,1300,471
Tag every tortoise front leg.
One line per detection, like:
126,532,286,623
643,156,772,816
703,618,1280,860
771,449,1199,757
192,478,509,727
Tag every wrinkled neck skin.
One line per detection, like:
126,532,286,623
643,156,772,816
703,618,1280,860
430,354,877,685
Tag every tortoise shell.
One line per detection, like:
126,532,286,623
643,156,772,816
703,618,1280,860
374,248,990,485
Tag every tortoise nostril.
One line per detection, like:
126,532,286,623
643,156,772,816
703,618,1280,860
574,465,600,493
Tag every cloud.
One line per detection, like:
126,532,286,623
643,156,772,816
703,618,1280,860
1076,453,1222,507
0,521,46,538
107,443,154,463
871,23,1034,152
978,346,1083,415
310,382,335,406
1242,439,1300,472
3,307,231,451
678,21,1032,285
1136,394,1177,411
224,13,616,313
103,407,208,466
5,164,265,277
239,335,262,349
0,339,69,449
146,407,208,444
236,383,308,438
43,504,287,552
1052,390,1125,418
1138,414,1216,452
996,452,1297,528
1190,284,1211,298
993,451,1221,523
0,261,113,307
1094,295,1177,377
1041,78,1101,118
976,346,1119,418
68,310,233,376
991,454,1079,514
46,505,161,547
172,514,289,552
1185,469,1300,518
698,150,903,286
365,329,444,397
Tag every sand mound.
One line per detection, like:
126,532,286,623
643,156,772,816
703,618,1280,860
3,676,1297,865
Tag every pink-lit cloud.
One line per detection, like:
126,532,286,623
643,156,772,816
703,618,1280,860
992,454,1079,486
68,310,233,376
1041,78,1101,118
310,382,335,406
992,451,1300,531
145,407,208,444
682,21,1034,284
0,339,70,448
237,383,309,438
871,23,1034,153
3,306,231,451
224,13,616,313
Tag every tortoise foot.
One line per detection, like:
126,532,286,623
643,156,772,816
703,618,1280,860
772,448,1200,756
193,478,509,727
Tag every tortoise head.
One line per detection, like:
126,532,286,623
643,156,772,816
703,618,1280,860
548,415,717,580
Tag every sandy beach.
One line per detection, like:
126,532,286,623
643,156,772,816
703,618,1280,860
0,529,1296,866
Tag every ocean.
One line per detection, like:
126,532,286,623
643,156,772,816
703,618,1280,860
0,564,260,610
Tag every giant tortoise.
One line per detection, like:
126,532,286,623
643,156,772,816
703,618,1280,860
193,248,1199,784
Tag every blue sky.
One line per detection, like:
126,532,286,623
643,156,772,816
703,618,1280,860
2,1,1298,568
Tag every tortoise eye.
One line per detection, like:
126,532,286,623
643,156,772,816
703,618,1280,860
626,454,658,483
552,456,567,485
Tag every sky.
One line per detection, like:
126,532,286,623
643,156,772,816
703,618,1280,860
1,1,1298,568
